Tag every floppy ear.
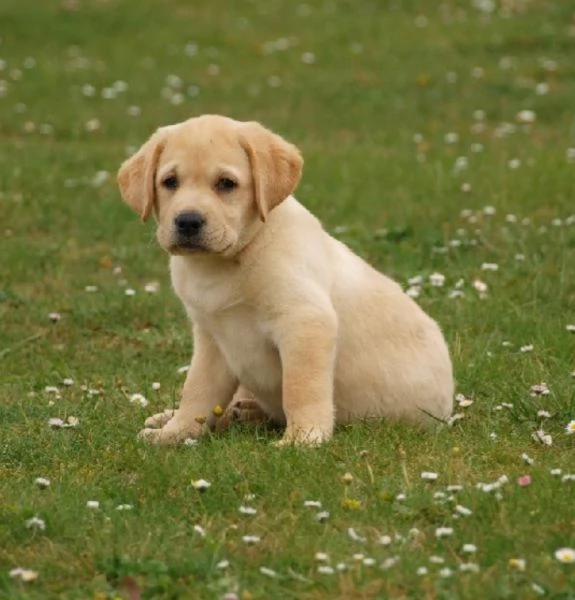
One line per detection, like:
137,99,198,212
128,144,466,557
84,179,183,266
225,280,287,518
117,131,166,222
239,122,303,222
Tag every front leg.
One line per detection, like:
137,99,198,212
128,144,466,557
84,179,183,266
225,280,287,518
274,305,338,446
140,326,237,445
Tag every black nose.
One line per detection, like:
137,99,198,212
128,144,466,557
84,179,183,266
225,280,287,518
174,212,206,236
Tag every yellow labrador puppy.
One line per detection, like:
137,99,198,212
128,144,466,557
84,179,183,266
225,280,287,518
117,115,453,446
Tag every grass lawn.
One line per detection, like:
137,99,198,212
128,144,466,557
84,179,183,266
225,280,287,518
1,0,574,598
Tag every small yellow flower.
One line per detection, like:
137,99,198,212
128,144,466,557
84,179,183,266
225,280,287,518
341,498,361,510
194,415,207,425
99,255,113,269
212,405,224,417
342,472,354,485
416,74,431,87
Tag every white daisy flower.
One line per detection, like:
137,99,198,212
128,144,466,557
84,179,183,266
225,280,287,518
317,565,334,575
530,383,550,396
242,535,260,544
238,506,257,516
191,479,211,491
532,429,552,446
554,548,575,564
455,504,473,517
459,562,480,573
516,110,536,124
455,394,473,407
521,453,535,465
429,273,446,287
347,527,366,542
9,568,39,582
472,279,488,295
508,558,526,571
448,290,465,299
381,556,399,570
447,413,465,427
25,516,45,531
129,393,149,408
481,263,499,271
447,485,463,492
435,527,454,538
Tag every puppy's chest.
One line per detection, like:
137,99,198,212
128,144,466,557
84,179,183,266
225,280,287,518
204,305,281,393
173,268,280,390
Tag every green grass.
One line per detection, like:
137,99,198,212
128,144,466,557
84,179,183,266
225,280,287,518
1,0,575,598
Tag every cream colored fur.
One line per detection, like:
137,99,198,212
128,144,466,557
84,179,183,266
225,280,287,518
117,115,454,446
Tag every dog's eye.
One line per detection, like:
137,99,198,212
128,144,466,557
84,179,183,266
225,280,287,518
161,175,179,190
215,177,237,192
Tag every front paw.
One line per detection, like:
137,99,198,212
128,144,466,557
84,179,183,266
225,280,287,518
144,408,178,429
138,419,204,445
275,426,332,447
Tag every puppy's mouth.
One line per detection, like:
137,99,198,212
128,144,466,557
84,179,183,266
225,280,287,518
168,238,233,256
168,241,208,255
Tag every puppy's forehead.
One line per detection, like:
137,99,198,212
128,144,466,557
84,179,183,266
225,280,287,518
167,118,239,149
159,118,247,167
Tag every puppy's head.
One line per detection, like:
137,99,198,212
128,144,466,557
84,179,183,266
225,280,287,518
117,115,303,257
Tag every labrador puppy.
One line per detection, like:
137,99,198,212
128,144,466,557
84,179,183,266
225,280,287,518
117,115,454,446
